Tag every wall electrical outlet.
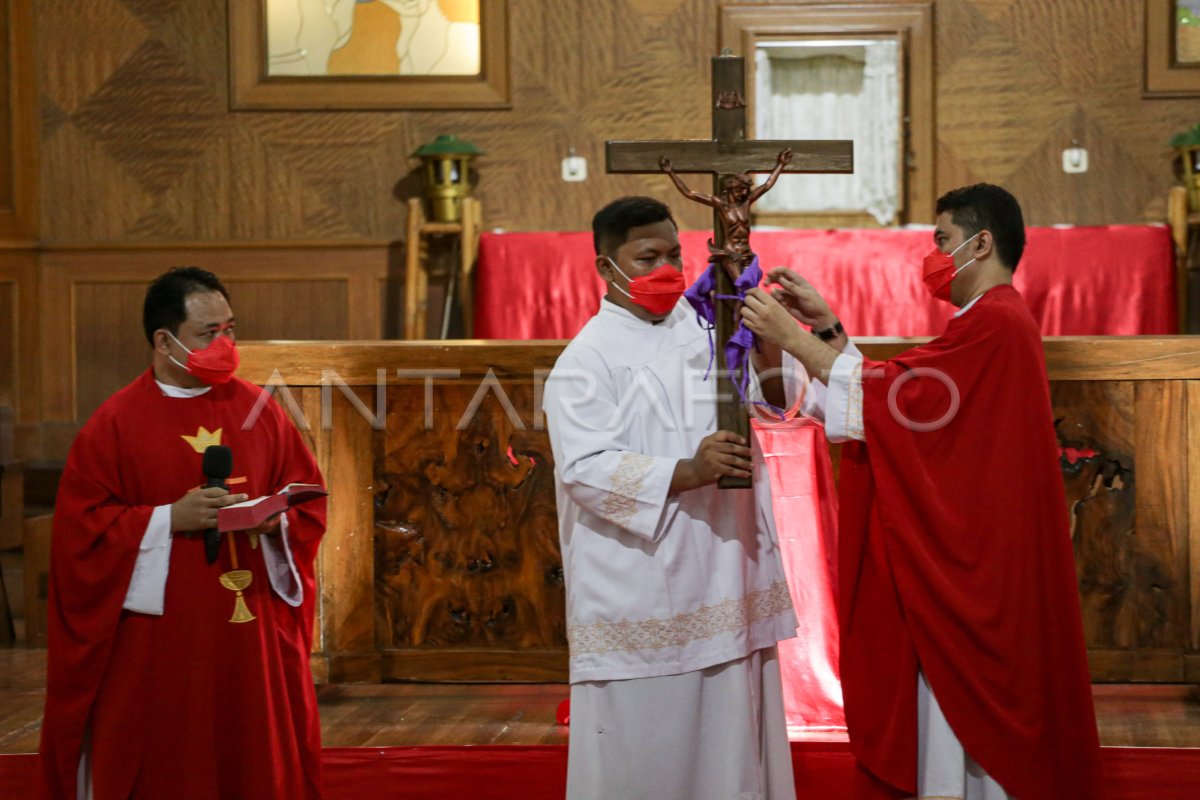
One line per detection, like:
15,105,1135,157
1062,146,1088,174
562,155,587,182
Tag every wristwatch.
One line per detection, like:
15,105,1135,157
812,320,844,341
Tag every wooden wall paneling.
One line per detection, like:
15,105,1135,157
20,512,49,646
0,0,37,239
36,255,75,424
0,280,13,408
34,245,389,455
72,280,152,424
305,385,380,684
226,280,349,341
0,248,37,429
1132,380,1189,679
37,1,1196,238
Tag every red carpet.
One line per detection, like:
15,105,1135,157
3,742,1199,798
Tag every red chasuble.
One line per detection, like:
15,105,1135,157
837,285,1104,799
39,370,327,800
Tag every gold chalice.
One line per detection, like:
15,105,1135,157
219,569,257,623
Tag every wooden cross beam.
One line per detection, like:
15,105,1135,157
606,53,854,488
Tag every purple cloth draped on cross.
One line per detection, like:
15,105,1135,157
684,255,784,420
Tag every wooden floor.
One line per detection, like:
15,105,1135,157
2,648,1199,754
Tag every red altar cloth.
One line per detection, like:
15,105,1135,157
474,225,1176,339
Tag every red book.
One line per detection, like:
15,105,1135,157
218,483,328,532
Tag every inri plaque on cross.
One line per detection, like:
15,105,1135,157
606,52,854,488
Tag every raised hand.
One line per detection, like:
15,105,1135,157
766,267,836,329
659,156,673,172
170,486,250,533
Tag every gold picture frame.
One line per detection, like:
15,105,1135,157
229,0,510,110
1145,0,1200,97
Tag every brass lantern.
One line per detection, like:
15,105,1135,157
1171,124,1200,213
411,134,483,223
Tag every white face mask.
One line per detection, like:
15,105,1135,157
949,232,980,276
165,330,193,372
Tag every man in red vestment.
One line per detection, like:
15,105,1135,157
40,267,327,799
741,184,1104,799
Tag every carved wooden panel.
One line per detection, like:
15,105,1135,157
375,379,564,681
1053,379,1195,681
1054,381,1137,650
231,341,1200,683
32,0,1200,243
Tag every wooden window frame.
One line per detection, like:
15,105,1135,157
719,2,934,226
1145,0,1200,97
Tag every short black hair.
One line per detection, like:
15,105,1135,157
935,183,1026,271
592,196,677,256
142,267,229,345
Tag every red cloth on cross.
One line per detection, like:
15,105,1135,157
39,370,327,800
836,286,1104,799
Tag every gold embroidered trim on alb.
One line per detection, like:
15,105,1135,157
846,360,865,441
568,581,794,656
601,452,655,526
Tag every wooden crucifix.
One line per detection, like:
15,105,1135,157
606,52,854,488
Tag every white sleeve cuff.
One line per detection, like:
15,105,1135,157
823,352,866,443
261,513,303,607
122,505,174,615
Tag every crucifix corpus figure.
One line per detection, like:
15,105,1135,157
660,148,792,282
606,52,853,488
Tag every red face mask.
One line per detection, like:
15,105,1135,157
167,330,240,385
607,257,687,316
921,233,979,302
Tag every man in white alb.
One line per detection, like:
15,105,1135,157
544,196,800,800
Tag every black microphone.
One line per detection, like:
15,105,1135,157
201,445,233,565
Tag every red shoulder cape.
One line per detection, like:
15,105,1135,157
837,286,1104,799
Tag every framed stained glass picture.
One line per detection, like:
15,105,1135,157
229,0,510,110
1146,0,1200,96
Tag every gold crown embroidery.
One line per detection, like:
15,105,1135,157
181,426,223,454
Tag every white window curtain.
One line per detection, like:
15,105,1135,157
754,41,900,225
